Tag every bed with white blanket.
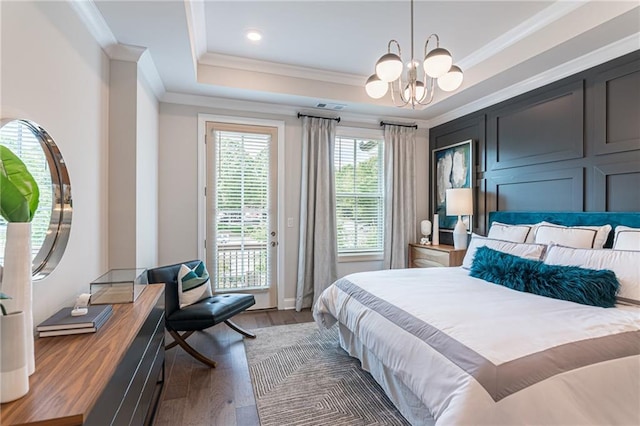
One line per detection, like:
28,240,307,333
313,212,640,425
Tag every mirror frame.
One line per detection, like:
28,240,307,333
0,119,72,280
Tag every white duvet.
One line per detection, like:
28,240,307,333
314,267,640,425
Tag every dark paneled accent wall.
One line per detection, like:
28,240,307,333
430,51,640,242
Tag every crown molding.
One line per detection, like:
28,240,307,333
162,92,431,128
197,2,584,90
104,44,166,100
162,91,311,116
199,53,365,87
184,0,206,75
458,1,585,71
106,43,146,62
66,0,117,48
68,0,166,100
429,34,640,128
138,50,166,100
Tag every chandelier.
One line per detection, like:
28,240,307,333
365,0,463,109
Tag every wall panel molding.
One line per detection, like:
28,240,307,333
489,168,584,212
430,51,638,220
594,162,640,211
593,59,640,155
487,80,584,171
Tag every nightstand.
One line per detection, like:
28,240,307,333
408,243,466,268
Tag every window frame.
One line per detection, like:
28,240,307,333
334,127,385,262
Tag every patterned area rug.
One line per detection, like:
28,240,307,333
244,322,410,426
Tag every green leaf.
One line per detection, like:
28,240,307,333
0,145,39,222
0,292,10,315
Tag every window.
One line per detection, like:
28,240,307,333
334,131,384,255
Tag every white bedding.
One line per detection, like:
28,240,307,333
313,267,640,425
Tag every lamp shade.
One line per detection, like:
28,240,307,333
375,53,403,82
365,74,389,99
404,81,425,101
424,47,453,78
420,220,432,237
437,65,464,92
446,188,473,216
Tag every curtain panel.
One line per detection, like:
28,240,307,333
295,117,338,311
383,125,417,269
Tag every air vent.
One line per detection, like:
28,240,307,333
316,103,347,110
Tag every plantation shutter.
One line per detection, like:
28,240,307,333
212,129,270,289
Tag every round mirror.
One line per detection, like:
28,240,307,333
0,119,72,280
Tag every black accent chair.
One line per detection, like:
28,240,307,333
147,260,256,368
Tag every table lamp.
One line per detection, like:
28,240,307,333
446,188,473,250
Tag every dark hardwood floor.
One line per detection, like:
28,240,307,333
153,308,314,426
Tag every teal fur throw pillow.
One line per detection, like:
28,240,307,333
178,261,213,308
470,246,619,308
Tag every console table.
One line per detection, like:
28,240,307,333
1,284,165,425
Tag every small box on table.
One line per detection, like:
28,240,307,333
90,268,148,304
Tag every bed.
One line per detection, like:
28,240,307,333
313,212,640,425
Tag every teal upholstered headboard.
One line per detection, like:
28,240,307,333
488,212,640,248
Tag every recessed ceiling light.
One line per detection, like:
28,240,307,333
246,31,262,42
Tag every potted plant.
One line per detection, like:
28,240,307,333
0,145,39,377
0,291,29,402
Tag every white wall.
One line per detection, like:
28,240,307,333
109,58,159,270
108,60,138,269
136,76,159,269
158,102,429,307
1,1,110,325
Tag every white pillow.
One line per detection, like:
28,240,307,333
178,261,213,308
462,234,548,269
544,245,640,305
487,222,533,243
534,223,612,249
613,226,640,251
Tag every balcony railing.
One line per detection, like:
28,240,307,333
215,243,268,290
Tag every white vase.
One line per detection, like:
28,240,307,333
1,222,34,376
0,311,29,402
433,214,440,245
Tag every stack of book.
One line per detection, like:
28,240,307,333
37,305,113,337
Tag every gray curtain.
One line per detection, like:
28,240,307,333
383,125,416,269
295,117,338,311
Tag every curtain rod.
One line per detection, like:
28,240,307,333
380,121,418,129
297,113,341,122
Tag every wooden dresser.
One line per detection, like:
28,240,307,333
1,284,165,426
408,243,466,268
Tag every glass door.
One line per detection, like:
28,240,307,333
205,122,278,309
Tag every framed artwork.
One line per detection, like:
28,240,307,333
432,139,473,232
